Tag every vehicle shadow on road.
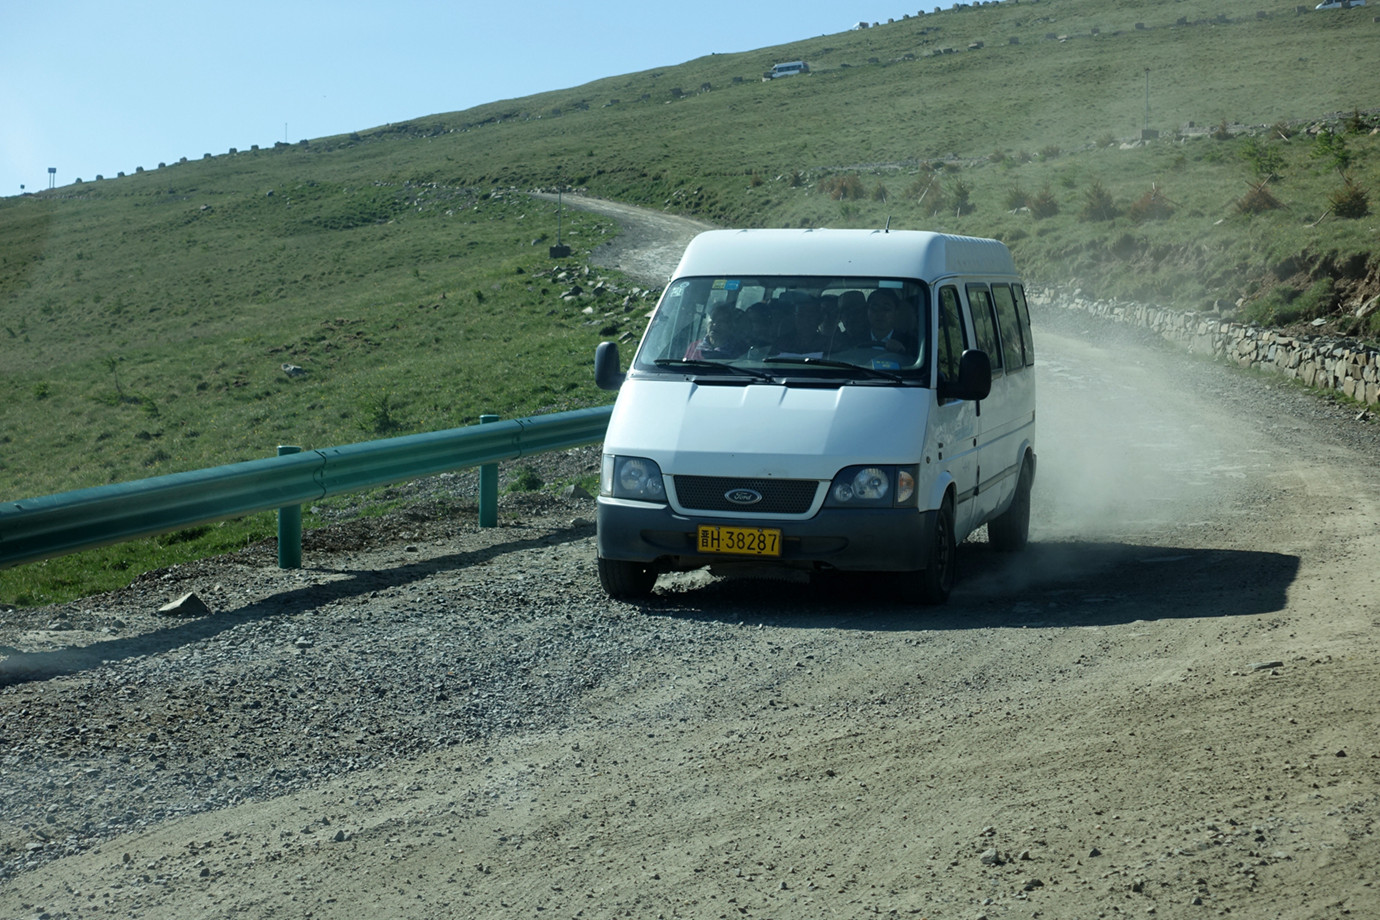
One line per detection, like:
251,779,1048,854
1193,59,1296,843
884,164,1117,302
641,540,1301,631
0,523,596,687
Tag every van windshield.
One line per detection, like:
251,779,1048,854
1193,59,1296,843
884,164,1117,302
634,275,930,383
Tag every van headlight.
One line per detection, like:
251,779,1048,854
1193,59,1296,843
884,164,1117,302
601,455,667,502
825,465,917,507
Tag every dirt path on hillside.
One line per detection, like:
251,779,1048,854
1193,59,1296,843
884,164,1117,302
3,206,1379,920
531,192,715,285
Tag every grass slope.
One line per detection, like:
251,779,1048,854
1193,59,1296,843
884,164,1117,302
2,0,1377,603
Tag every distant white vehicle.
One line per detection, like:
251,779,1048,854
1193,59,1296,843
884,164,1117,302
1315,0,1364,8
765,61,809,79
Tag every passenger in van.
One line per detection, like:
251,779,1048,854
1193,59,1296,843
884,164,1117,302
818,294,840,339
774,298,830,356
683,304,746,360
892,291,921,353
743,300,778,352
863,289,915,355
835,290,869,348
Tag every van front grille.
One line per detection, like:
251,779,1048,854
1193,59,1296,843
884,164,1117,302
672,476,819,514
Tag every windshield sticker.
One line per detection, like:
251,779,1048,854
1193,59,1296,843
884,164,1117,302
710,279,742,291
871,357,902,370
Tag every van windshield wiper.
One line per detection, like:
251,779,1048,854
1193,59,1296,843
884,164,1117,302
653,359,775,380
762,355,906,382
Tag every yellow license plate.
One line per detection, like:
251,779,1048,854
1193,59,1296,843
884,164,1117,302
696,525,782,557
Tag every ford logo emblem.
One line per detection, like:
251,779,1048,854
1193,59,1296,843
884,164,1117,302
725,488,763,505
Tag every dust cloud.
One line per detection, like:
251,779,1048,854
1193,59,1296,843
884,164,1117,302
1029,324,1264,543
962,314,1285,603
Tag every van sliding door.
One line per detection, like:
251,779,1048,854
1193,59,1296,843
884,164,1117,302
967,283,1022,524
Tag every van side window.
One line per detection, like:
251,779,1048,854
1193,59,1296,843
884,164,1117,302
1012,283,1035,366
991,284,1026,372
936,285,967,385
966,284,1003,373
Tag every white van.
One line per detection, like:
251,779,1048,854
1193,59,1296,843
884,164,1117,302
766,61,809,79
593,228,1036,604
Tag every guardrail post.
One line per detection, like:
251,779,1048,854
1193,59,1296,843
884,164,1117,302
277,445,303,568
478,415,499,527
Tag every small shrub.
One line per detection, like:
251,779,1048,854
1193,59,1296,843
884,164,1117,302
1344,108,1371,135
507,466,544,492
1127,186,1174,222
358,390,404,435
950,180,976,216
749,172,764,188
872,183,889,203
1329,178,1370,219
906,174,945,215
1211,119,1232,141
818,174,866,200
1029,186,1059,219
32,382,50,400
1004,186,1030,211
1038,145,1062,160
1079,181,1118,221
1239,137,1285,180
1311,130,1351,173
1237,182,1283,215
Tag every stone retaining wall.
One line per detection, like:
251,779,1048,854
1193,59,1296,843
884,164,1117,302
1033,289,1380,406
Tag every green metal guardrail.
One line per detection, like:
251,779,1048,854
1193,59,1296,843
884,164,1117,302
0,405,612,571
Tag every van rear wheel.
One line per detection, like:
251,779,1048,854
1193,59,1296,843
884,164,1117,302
918,498,957,605
598,556,658,599
987,458,1032,552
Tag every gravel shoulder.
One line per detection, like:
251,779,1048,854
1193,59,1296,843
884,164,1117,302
3,207,1379,920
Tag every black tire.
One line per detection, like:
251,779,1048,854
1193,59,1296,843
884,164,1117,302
987,458,1033,552
918,497,957,605
597,556,658,599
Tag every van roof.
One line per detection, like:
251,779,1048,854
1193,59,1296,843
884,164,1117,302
671,229,1017,281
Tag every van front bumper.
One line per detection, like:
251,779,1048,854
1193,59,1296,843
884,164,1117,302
596,498,937,573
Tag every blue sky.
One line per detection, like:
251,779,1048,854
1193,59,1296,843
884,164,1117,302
2,0,947,197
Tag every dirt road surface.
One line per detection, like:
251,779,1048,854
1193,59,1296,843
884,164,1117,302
2,201,1378,920
533,193,714,286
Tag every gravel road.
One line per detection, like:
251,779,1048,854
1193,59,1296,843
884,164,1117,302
2,201,1378,920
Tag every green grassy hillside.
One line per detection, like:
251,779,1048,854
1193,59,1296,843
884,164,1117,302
2,0,1377,603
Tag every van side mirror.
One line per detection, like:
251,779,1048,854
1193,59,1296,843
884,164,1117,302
594,341,626,391
938,349,992,402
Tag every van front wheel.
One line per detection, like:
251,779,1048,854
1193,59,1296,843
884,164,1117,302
598,556,658,599
917,499,957,605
